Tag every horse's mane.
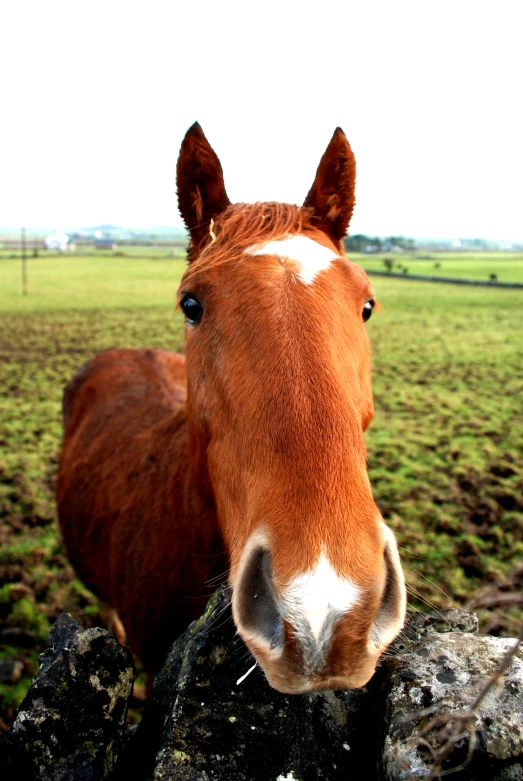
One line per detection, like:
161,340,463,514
183,202,316,280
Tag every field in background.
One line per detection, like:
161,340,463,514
351,251,523,283
1,251,522,727
0,245,185,261
0,250,186,312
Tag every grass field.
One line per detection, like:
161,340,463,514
0,245,185,261
350,251,523,283
1,252,522,728
0,251,186,312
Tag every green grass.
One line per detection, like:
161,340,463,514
0,254,522,727
365,278,523,615
0,253,187,312
0,244,186,260
350,251,523,283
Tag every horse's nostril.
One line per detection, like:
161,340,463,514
370,530,407,649
237,548,284,649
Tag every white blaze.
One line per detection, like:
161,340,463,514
248,235,340,284
282,552,361,641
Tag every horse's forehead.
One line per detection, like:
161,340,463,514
182,231,374,302
246,234,342,285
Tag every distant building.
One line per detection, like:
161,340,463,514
94,230,117,250
44,231,75,252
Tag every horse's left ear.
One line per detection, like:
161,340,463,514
303,127,356,243
177,122,231,257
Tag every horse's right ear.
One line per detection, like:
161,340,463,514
177,123,231,258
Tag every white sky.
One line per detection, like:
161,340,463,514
1,1,522,239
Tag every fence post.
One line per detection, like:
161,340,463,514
21,226,28,296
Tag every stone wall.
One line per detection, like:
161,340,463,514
1,587,521,780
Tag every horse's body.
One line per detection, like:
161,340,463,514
58,123,406,693
59,347,223,672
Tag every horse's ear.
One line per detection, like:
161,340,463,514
303,127,356,243
177,122,231,257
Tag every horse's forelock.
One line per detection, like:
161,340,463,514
182,202,319,281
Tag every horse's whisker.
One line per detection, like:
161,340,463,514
406,590,452,629
408,568,452,601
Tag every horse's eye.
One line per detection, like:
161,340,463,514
180,295,203,325
362,299,375,323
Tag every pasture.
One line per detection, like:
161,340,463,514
352,251,523,283
1,252,522,725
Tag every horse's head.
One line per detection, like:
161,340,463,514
176,123,406,693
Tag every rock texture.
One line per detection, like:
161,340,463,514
117,587,379,780
381,632,523,781
2,593,522,781
387,607,480,656
0,613,134,781
116,590,523,781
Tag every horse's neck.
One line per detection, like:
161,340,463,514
161,405,221,551
159,356,225,574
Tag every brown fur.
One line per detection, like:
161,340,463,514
177,121,231,260
303,127,357,241
58,124,405,691
58,348,225,671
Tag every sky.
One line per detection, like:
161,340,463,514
1,1,522,240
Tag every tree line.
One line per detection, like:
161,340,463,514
343,235,417,252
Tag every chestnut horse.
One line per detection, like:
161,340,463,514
57,123,406,693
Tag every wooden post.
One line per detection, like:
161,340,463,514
21,226,28,296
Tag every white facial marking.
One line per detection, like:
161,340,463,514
282,552,361,641
248,235,340,285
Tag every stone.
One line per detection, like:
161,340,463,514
2,613,135,781
380,632,523,780
116,591,522,781
4,594,522,781
388,607,479,655
116,586,382,780
407,607,479,637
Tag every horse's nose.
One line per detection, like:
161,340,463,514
233,543,369,693
232,526,405,693
235,547,284,650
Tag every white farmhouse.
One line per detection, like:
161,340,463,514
44,230,74,252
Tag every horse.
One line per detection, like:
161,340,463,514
57,122,406,694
